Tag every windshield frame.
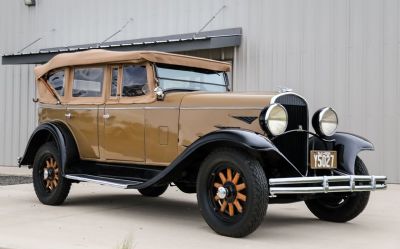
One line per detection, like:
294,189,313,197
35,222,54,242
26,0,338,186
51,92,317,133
154,63,229,92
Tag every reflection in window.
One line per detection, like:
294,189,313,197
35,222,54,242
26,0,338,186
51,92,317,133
111,66,118,97
122,65,147,97
156,64,227,92
73,67,104,97
47,70,65,96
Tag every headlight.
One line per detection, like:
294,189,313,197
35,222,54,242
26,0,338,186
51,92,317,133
259,103,288,136
312,107,338,137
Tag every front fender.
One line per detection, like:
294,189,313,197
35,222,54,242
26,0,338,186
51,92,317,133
137,129,302,189
309,132,374,174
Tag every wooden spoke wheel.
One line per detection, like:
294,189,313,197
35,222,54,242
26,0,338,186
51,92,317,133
211,167,247,219
32,142,71,205
41,156,60,192
197,148,268,238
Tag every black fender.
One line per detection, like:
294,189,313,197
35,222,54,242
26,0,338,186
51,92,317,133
137,129,302,189
309,132,374,174
19,122,79,175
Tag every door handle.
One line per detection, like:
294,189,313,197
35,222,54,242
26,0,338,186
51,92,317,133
103,113,110,119
65,113,72,119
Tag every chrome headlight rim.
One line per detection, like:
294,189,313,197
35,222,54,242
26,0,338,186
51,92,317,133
312,107,338,137
259,103,288,136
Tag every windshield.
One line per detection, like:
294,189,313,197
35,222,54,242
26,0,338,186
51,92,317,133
155,64,228,92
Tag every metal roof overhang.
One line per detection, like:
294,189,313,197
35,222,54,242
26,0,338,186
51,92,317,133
2,28,241,65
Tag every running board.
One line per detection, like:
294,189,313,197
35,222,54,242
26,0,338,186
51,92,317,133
65,174,143,189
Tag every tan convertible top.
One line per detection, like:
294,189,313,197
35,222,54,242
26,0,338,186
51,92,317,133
34,49,231,79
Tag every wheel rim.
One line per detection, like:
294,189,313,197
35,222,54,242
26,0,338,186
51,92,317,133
209,166,247,221
40,156,60,192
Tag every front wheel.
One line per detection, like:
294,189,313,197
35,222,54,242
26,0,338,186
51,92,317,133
32,142,71,205
305,156,370,222
197,148,268,238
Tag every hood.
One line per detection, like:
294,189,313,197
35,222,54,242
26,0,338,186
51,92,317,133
180,91,277,109
178,91,279,148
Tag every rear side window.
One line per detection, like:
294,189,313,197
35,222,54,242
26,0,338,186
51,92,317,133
121,65,148,97
73,67,104,97
47,70,65,96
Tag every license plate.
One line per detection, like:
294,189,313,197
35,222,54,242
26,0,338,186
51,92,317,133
310,150,337,169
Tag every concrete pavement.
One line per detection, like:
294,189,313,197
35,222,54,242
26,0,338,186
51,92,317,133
0,181,399,249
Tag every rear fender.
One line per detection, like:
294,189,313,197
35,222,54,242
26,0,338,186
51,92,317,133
19,122,79,175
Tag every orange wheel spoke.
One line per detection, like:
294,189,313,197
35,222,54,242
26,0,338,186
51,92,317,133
53,181,58,188
55,175,59,180
54,168,59,173
233,199,243,213
236,183,246,192
214,195,220,201
236,192,247,202
214,182,222,189
218,172,227,184
45,160,50,168
228,203,234,217
232,173,240,184
227,168,232,181
220,200,228,212
46,180,50,189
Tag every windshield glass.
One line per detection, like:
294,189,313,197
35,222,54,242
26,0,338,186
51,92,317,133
155,64,227,92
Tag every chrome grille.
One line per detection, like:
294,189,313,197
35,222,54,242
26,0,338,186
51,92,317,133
272,94,309,175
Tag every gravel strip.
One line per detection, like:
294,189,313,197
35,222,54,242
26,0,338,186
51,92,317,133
0,175,32,186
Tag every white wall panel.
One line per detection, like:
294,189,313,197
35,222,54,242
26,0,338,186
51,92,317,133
0,0,398,182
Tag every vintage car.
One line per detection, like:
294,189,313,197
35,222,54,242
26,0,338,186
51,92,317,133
19,49,387,237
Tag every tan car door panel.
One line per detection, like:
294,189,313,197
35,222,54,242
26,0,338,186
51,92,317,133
66,105,100,159
102,105,145,162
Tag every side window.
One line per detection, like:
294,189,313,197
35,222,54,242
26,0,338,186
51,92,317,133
121,65,148,97
73,67,104,97
110,66,118,97
47,70,65,96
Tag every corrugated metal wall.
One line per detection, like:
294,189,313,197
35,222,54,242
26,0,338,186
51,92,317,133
0,0,399,183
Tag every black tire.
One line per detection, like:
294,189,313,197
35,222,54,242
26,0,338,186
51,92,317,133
305,156,370,222
32,142,71,205
138,184,168,197
196,148,268,238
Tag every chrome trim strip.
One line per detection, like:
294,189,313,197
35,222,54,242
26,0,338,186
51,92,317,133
67,107,99,110
106,106,179,110
180,107,264,110
269,175,387,196
38,104,66,109
65,174,142,189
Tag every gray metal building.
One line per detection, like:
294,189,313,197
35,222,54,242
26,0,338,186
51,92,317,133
0,0,399,183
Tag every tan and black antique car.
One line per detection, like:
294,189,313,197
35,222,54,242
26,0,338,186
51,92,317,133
20,49,387,237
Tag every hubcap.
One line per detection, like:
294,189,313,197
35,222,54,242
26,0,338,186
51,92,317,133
217,186,228,199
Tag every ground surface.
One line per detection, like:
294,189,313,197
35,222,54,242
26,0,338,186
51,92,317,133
0,167,399,249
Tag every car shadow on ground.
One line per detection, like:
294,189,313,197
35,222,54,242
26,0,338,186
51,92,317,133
59,190,361,239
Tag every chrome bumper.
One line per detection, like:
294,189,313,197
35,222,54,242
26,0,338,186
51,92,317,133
269,175,387,196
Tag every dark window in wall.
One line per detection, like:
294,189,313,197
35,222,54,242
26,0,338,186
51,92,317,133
73,67,104,97
47,70,65,96
121,65,148,97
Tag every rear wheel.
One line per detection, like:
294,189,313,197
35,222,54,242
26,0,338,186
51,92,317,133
32,142,71,205
138,184,168,197
305,157,370,222
197,148,268,237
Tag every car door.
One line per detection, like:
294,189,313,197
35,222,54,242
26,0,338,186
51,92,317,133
101,64,149,162
66,66,105,159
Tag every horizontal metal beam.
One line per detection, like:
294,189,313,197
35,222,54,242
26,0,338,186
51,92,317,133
2,28,242,65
